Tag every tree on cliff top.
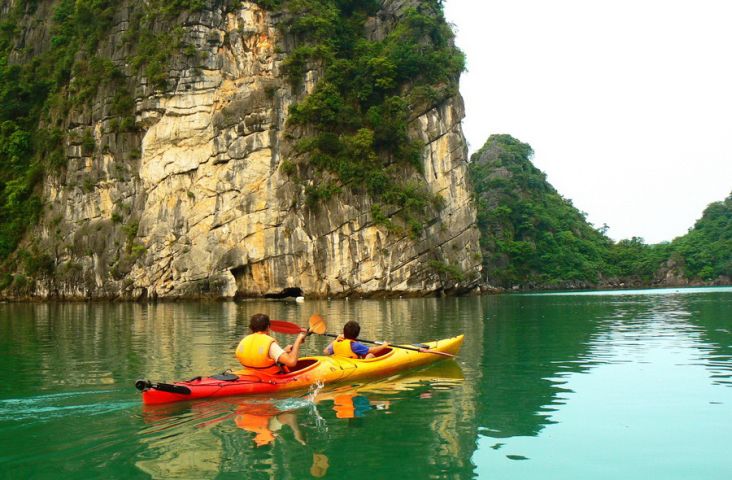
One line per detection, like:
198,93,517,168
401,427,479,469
670,193,732,280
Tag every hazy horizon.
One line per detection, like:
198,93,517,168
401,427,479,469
445,0,732,244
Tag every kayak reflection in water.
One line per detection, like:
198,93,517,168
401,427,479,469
233,401,330,478
332,393,390,419
234,402,306,447
233,390,391,446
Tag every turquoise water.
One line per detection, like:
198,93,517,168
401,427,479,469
0,288,731,478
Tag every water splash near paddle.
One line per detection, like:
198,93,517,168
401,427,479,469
306,379,325,402
305,380,328,433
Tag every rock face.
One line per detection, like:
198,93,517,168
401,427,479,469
17,1,482,299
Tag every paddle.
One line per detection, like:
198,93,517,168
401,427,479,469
269,320,305,335
269,315,455,358
267,317,325,336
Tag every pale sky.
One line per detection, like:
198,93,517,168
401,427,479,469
444,0,732,244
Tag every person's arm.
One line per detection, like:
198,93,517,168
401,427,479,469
277,332,306,368
367,342,389,355
351,341,387,357
368,344,389,355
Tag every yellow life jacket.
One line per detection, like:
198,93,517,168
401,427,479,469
236,332,276,369
332,339,359,358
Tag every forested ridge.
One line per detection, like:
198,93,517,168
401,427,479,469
469,134,731,289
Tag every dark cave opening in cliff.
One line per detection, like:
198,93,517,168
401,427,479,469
263,287,304,299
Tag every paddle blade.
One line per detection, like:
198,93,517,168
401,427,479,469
309,314,327,335
270,320,305,335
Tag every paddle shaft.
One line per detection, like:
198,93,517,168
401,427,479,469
323,333,454,357
268,319,455,357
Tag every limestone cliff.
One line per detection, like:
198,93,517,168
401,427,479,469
3,0,482,299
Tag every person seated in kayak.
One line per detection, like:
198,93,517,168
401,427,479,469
323,321,389,359
236,313,306,373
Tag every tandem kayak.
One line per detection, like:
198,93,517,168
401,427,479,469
136,334,464,405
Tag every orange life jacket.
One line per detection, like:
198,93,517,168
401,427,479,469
333,393,356,419
236,332,276,369
332,339,359,358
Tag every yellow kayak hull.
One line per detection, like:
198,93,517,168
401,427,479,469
141,335,464,404
235,334,465,389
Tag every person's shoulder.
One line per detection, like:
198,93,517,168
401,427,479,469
351,341,369,355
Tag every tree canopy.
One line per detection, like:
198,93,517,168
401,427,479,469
469,134,731,289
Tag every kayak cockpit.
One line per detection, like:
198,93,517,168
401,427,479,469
348,347,396,362
287,358,319,373
270,348,396,375
367,348,392,359
230,358,322,379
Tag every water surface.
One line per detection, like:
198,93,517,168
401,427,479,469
1,288,731,478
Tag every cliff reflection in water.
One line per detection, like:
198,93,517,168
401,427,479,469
472,288,732,443
683,290,732,387
473,295,613,438
135,361,470,479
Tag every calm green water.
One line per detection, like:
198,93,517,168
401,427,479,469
1,288,731,479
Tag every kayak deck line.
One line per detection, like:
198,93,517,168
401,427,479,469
137,334,464,405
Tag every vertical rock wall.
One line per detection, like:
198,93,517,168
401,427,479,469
21,1,482,299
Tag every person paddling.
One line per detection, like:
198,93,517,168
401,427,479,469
323,320,389,359
236,313,306,373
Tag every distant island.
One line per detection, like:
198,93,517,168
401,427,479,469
469,134,731,290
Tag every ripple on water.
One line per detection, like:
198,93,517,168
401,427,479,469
0,390,136,423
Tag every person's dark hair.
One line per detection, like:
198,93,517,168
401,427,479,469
343,320,360,340
249,313,271,332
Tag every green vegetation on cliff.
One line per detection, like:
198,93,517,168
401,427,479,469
0,0,238,267
0,0,120,260
469,134,731,288
605,237,670,284
267,0,464,236
670,194,732,280
469,135,612,287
